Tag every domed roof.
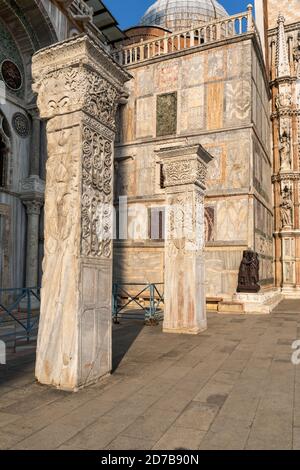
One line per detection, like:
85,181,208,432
140,0,228,32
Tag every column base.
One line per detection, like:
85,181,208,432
36,371,111,393
163,323,207,335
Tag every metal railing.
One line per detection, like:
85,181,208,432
0,288,40,348
112,283,164,324
112,5,256,67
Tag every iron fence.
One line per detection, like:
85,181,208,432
0,287,40,349
112,282,164,324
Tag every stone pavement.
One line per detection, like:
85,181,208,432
0,299,300,450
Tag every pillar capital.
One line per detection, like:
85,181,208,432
156,144,213,191
22,199,43,216
32,34,131,131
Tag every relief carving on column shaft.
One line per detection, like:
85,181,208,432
166,191,205,257
81,125,113,259
45,127,80,256
280,184,293,228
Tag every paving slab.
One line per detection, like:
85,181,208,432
0,300,300,450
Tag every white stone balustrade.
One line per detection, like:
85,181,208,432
112,6,257,66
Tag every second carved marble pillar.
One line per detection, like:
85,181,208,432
157,145,213,335
32,35,130,391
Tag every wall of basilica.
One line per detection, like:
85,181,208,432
115,32,273,299
0,0,70,291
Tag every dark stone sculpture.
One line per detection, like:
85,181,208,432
237,249,260,293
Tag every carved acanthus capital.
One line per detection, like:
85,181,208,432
32,34,131,129
156,144,213,190
22,199,44,216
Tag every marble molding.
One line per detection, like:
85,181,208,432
32,34,130,391
156,144,213,334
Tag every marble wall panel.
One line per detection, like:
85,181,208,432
181,54,204,87
227,42,251,80
180,85,205,132
113,247,164,284
226,139,249,189
200,130,250,191
154,60,179,93
215,197,249,242
206,82,224,130
205,249,244,297
205,144,226,188
206,49,225,81
136,96,155,138
136,67,154,96
253,137,272,205
224,78,251,127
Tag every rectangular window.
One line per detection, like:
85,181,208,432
156,92,177,137
149,207,165,241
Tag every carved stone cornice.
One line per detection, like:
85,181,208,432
32,34,131,130
271,109,300,120
272,172,300,183
156,144,213,190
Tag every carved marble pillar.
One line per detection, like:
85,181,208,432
32,35,130,391
23,200,43,288
157,145,213,335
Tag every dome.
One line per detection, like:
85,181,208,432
140,0,229,32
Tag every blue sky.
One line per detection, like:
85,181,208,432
104,0,251,30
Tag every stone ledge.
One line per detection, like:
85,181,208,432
233,289,283,314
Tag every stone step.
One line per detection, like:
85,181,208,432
217,301,245,314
